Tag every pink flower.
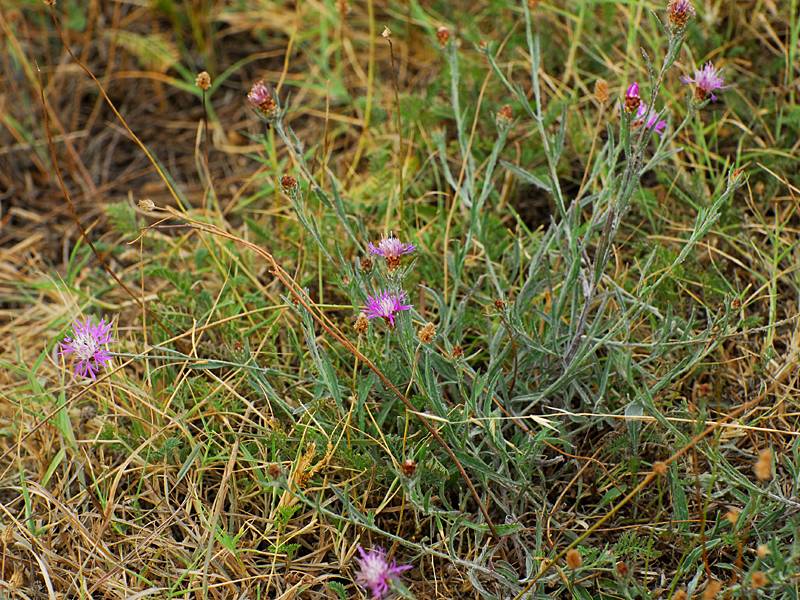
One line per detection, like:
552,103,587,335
247,80,278,117
634,104,667,135
368,236,415,270
681,62,726,102
624,82,641,113
362,290,412,328
60,317,113,380
355,546,412,599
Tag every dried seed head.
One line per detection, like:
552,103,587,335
725,508,740,526
754,448,773,481
692,381,712,400
451,345,464,359
750,571,767,589
756,544,770,558
417,322,436,344
401,459,417,477
495,104,513,129
360,256,373,272
381,26,391,39
703,579,723,600
138,198,156,212
280,174,298,194
195,71,211,91
268,463,282,478
436,26,450,47
565,548,582,570
615,561,628,577
354,314,369,335
494,298,507,310
653,461,668,476
594,79,610,103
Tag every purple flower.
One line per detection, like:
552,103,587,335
60,317,113,380
634,104,667,135
368,236,415,270
681,62,726,102
247,80,278,117
363,290,412,328
624,82,641,113
355,546,412,599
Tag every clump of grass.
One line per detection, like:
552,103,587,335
2,0,800,598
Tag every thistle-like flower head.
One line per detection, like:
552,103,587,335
667,0,695,30
247,80,278,118
368,236,415,270
60,317,113,380
624,82,641,113
363,290,412,328
633,103,667,135
355,546,412,599
681,62,726,102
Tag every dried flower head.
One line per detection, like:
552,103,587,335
247,80,279,118
594,79,610,103
750,571,767,589
381,26,391,39
138,198,156,212
633,103,668,135
355,546,412,599
451,345,464,359
354,314,370,335
436,26,450,47
268,463,282,479
757,544,770,558
195,71,211,91
616,561,628,577
702,579,722,600
417,322,436,344
725,508,740,526
360,256,373,272
368,236,415,270
693,381,712,400
668,0,696,30
496,104,513,129
653,461,668,476
401,459,417,477
494,298,506,310
682,62,726,102
754,448,772,481
280,174,298,194
566,548,582,570
624,82,642,113
60,316,113,380
363,290,412,328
